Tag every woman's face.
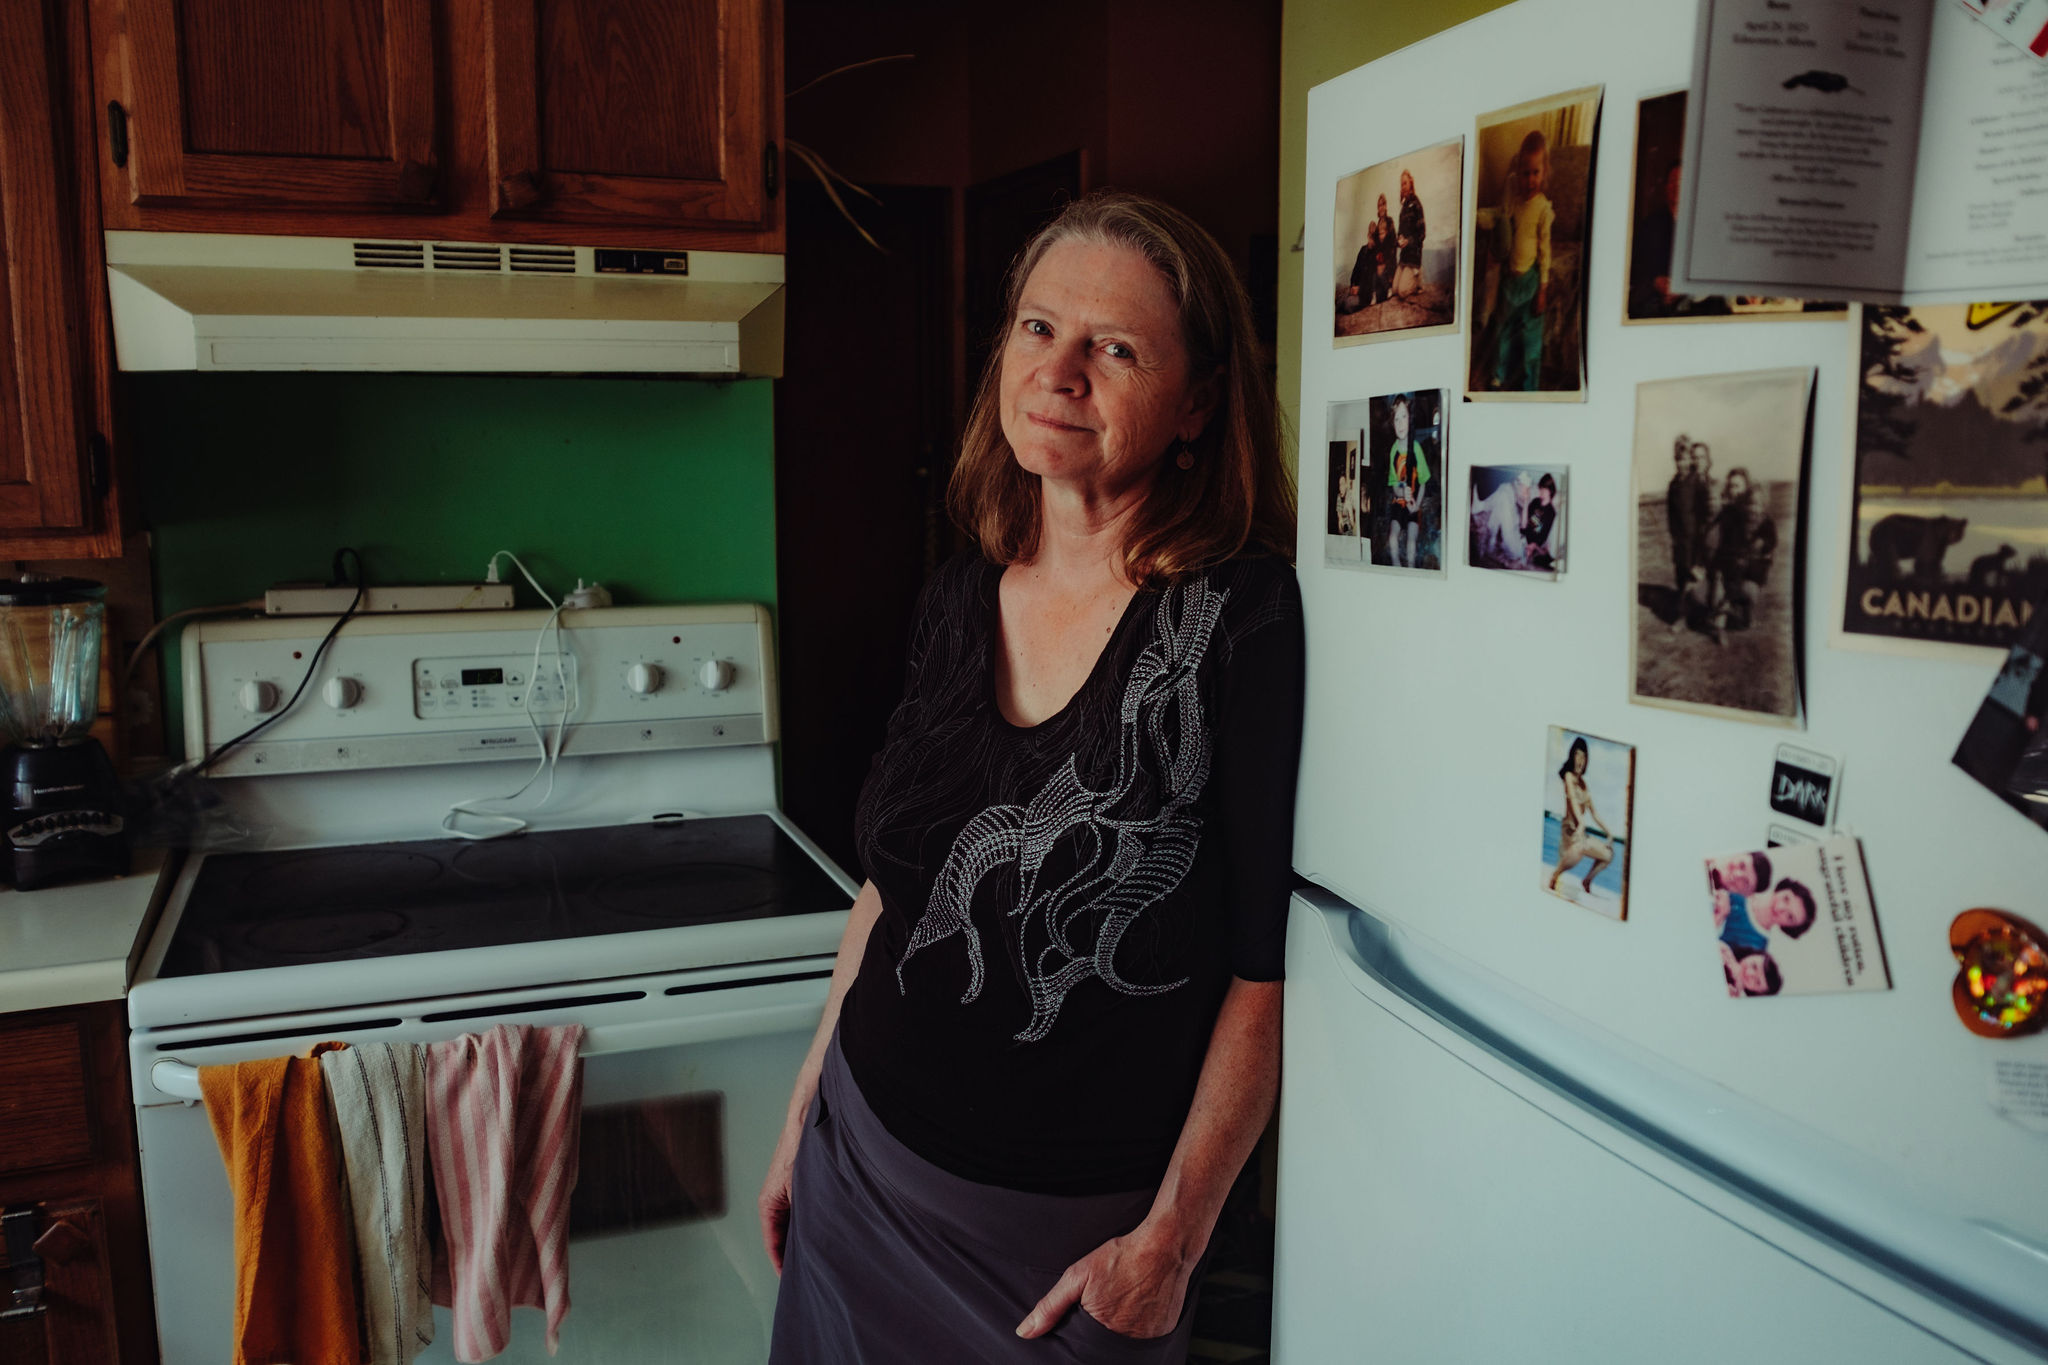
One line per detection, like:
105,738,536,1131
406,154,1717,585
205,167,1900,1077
1727,471,1750,499
999,238,1208,495
1393,402,1411,441
1571,745,1588,775
1400,170,1415,198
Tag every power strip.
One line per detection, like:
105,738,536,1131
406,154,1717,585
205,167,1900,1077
264,582,516,615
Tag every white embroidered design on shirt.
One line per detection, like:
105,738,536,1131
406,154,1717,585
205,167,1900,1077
896,577,1228,1041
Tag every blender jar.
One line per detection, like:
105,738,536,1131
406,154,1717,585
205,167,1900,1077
0,578,108,747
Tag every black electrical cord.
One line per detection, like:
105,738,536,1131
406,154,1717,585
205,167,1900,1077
196,548,366,775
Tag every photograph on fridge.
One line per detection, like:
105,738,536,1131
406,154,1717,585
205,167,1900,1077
1707,834,1890,998
1325,398,1371,567
1630,368,1814,727
1465,85,1602,401
1333,137,1463,346
1365,390,1446,575
1623,91,1846,326
1838,301,2048,656
1953,584,2048,837
1541,726,1634,920
1468,464,1567,576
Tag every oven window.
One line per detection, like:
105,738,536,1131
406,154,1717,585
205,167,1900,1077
568,1093,726,1237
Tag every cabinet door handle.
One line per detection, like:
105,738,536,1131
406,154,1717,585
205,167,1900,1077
106,101,128,169
29,1218,88,1266
87,433,110,501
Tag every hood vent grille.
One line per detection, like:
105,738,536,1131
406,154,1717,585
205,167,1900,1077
429,243,506,272
353,241,425,270
509,246,576,274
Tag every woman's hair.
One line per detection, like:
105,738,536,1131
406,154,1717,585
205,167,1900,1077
1559,735,1590,780
946,190,1295,588
1773,878,1818,939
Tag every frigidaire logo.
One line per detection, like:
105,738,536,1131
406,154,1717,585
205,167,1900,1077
1769,761,1832,824
31,783,86,796
477,736,521,746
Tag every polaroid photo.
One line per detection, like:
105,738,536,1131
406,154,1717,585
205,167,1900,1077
1364,390,1447,577
1541,726,1635,920
1324,399,1371,568
1630,368,1815,728
1465,85,1602,402
1707,834,1890,998
1953,585,2048,837
1469,464,1566,578
1333,137,1463,347
1836,301,2048,659
1623,91,1846,326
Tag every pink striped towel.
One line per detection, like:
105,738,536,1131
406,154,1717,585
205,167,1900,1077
425,1023,585,1362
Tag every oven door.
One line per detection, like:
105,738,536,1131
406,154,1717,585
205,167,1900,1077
132,958,835,1365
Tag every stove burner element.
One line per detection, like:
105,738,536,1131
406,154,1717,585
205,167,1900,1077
451,839,564,888
246,909,411,957
238,849,444,908
592,862,778,922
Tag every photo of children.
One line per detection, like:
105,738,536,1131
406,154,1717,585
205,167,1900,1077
1469,464,1567,576
1333,138,1462,345
1706,834,1889,998
1623,92,1845,325
1839,302,2048,656
1466,86,1601,401
1953,585,2048,837
1631,368,1814,727
1324,398,1372,567
1365,390,1445,575
1541,727,1634,920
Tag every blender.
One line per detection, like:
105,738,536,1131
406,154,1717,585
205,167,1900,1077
0,578,129,888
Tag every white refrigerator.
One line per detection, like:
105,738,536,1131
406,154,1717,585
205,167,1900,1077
1276,0,2048,1360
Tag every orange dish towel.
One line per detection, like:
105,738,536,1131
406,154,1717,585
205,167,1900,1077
200,1051,364,1365
426,1023,585,1362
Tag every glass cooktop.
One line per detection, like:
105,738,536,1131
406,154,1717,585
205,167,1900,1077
157,815,850,978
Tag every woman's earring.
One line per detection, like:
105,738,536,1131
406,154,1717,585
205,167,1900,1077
1175,440,1195,470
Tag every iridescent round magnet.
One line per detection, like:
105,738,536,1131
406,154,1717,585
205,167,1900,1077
1950,910,2047,1038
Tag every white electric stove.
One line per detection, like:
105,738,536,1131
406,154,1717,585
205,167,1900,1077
127,605,856,1365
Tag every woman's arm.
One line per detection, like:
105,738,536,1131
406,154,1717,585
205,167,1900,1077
757,878,885,1272
1016,975,1283,1340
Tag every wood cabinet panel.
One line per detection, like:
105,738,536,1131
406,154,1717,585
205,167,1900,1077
485,0,773,227
0,0,92,534
0,1202,124,1365
102,0,439,209
0,1021,94,1174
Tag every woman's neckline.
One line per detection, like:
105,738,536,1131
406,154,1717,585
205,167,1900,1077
983,557,1151,734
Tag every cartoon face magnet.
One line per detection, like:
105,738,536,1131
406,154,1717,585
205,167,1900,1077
1950,910,2048,1038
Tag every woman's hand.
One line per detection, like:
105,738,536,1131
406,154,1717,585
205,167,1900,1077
757,1111,806,1274
1016,1219,1198,1341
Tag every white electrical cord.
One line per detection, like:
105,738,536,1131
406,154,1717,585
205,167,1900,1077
440,551,578,840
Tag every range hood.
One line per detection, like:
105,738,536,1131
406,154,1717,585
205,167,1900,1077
102,231,783,376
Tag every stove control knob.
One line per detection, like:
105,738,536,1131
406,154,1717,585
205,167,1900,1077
698,659,735,693
323,676,364,710
237,680,280,714
626,662,664,696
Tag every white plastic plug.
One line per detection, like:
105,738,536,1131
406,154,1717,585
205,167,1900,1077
563,579,612,610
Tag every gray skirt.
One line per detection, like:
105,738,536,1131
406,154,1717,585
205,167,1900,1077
767,1032,1204,1363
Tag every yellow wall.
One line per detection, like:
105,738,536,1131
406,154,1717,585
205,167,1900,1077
1277,0,1512,464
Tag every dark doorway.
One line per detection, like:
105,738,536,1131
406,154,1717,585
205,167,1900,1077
963,151,1085,398
773,180,953,875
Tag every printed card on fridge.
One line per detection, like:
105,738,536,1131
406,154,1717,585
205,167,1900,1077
1706,834,1891,998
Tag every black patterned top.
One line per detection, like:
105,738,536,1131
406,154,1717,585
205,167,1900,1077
840,551,1305,1194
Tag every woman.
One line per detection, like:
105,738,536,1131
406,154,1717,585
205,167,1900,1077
1384,395,1430,568
1547,737,1613,899
761,191,1303,1362
1705,466,1776,645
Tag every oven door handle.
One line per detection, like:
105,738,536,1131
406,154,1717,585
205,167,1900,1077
147,999,828,1102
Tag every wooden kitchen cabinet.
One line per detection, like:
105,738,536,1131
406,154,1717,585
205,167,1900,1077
0,1003,157,1365
0,0,127,555
89,0,785,251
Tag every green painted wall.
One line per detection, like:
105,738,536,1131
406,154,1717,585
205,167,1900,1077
138,372,777,751
1277,0,1512,464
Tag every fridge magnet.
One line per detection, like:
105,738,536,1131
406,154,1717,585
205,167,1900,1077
1949,909,2047,1038
1333,137,1462,346
1766,743,1840,832
1952,586,2048,835
1706,833,1890,998
1541,726,1634,920
1623,91,1845,326
1468,464,1566,577
1464,85,1602,403
1837,301,2048,658
1364,390,1447,576
1630,368,1815,728
1323,398,1371,567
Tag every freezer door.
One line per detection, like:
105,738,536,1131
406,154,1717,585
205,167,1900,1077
1274,893,2038,1364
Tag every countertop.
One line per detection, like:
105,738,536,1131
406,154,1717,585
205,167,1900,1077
0,846,173,1014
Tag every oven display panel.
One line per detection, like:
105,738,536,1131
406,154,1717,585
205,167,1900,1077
414,653,579,718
